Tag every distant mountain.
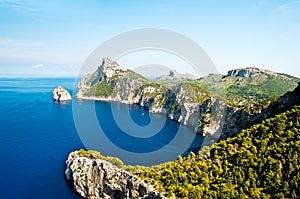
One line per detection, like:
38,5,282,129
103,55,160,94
132,64,173,80
157,70,198,80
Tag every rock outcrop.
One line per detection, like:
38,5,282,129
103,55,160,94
53,86,71,101
226,67,297,81
65,151,164,199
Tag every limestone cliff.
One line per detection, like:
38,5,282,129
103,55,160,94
65,151,164,199
77,57,149,103
53,86,71,101
227,67,295,80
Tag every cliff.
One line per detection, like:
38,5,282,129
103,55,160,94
65,151,164,199
53,86,71,101
77,57,149,103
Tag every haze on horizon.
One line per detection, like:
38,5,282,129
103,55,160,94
0,0,300,78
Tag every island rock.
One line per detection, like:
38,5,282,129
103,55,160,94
53,86,71,101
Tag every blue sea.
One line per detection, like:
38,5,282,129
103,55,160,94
0,77,204,199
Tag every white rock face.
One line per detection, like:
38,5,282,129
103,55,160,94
65,151,165,199
53,86,71,101
98,57,127,80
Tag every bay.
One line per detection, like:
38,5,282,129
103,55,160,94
0,77,203,199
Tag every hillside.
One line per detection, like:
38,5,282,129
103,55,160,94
140,105,300,198
196,67,300,106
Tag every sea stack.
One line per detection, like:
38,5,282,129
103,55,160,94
53,86,71,101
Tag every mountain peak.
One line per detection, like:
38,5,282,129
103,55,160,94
98,57,126,80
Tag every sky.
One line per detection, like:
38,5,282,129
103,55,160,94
0,0,300,77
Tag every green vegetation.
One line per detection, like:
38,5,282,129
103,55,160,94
153,78,194,88
76,149,171,175
77,149,125,168
179,82,210,104
226,76,296,100
139,106,300,198
84,80,113,97
196,71,299,107
133,83,165,98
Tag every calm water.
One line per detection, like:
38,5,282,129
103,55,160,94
0,77,203,199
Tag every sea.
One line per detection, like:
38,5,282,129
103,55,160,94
0,77,204,199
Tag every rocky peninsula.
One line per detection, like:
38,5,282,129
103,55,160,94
65,150,164,199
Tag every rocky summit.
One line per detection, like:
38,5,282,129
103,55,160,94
65,151,164,199
53,86,71,101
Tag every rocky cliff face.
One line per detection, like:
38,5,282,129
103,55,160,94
226,67,294,80
53,86,71,101
65,151,164,199
77,58,148,103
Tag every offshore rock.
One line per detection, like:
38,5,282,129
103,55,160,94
53,86,71,101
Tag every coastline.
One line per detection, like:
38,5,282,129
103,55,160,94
76,95,133,104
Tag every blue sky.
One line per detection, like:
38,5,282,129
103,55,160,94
0,0,300,77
